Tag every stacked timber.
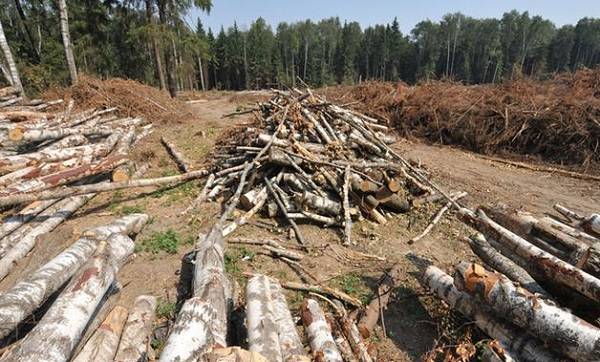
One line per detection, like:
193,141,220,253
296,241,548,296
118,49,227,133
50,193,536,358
0,213,149,362
189,87,456,245
422,202,600,362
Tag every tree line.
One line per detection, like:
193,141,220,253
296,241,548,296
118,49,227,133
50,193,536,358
1,2,600,95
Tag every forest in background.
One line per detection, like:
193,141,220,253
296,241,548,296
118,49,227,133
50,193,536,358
2,0,600,95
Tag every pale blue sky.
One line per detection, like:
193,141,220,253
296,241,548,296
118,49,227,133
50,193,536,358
188,0,598,33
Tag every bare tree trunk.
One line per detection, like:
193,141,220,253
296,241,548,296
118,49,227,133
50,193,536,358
114,295,157,362
145,0,166,90
13,0,40,61
198,56,206,91
72,306,129,362
58,0,78,84
246,275,282,361
0,236,134,362
0,19,24,95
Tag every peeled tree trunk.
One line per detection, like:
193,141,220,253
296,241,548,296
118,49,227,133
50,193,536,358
58,0,78,84
0,199,57,240
114,295,158,362
0,235,134,362
461,208,600,303
269,279,307,361
455,262,600,361
246,275,282,362
0,19,24,95
301,299,344,362
72,306,129,362
0,214,148,339
422,265,561,362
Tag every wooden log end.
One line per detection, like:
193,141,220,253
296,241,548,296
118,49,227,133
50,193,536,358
8,127,24,142
112,169,131,182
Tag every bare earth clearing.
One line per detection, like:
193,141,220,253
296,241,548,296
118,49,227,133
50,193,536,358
2,92,598,361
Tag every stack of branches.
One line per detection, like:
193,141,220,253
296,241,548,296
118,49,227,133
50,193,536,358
395,68,600,167
422,202,600,361
201,87,447,245
0,92,154,282
0,213,150,362
159,225,374,362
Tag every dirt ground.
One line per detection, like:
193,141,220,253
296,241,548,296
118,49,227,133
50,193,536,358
1,91,598,361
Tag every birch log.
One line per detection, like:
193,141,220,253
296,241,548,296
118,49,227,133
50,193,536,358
246,274,282,362
332,301,372,362
0,194,92,281
462,208,600,303
422,265,561,362
72,306,129,362
269,278,307,361
301,299,343,362
114,295,158,362
0,213,148,339
161,136,192,173
454,262,600,361
0,235,134,362
0,198,57,240
0,169,208,207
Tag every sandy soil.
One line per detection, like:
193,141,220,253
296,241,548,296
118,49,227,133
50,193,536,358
1,92,598,360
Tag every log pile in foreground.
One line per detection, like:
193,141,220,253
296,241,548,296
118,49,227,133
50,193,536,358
0,213,149,362
194,87,451,244
421,201,600,362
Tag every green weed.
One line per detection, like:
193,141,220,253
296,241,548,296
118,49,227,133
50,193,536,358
156,298,177,319
332,273,371,305
120,204,145,215
139,229,182,254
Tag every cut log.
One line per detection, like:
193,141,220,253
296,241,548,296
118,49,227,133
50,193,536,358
461,208,600,303
331,300,372,362
342,166,352,245
72,305,129,362
300,191,342,216
0,198,57,240
0,235,134,362
301,299,343,362
114,295,158,362
0,169,208,207
422,265,561,362
8,124,114,143
583,214,600,236
454,262,600,361
161,136,192,173
0,194,92,281
39,134,88,151
268,278,306,361
246,274,282,362
467,233,550,298
0,214,147,339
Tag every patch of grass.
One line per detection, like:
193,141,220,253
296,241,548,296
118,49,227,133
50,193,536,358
331,273,372,305
156,298,177,319
138,229,182,254
162,169,178,177
151,181,196,202
224,250,241,276
120,204,145,215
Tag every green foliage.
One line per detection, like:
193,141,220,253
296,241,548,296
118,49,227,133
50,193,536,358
156,298,177,319
331,273,371,305
138,229,182,254
121,204,145,215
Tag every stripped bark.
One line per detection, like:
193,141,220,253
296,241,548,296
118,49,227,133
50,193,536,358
455,262,600,361
301,299,343,362
114,295,158,362
0,235,134,362
422,265,561,362
467,233,550,297
72,306,129,362
0,169,208,207
246,274,282,362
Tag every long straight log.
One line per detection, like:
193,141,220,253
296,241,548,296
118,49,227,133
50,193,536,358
161,136,192,173
0,194,92,281
467,233,550,298
72,305,129,362
422,265,561,362
8,124,114,143
246,274,282,362
0,234,134,362
454,262,600,361
114,295,158,362
268,278,307,361
301,299,343,362
0,169,208,207
0,213,148,339
462,208,600,303
0,199,57,240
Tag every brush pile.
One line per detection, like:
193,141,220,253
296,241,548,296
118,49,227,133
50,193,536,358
203,88,450,244
0,85,153,282
422,202,600,361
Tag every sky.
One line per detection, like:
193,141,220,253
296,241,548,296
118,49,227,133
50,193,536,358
188,0,599,33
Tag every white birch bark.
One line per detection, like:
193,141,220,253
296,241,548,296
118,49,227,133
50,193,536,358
455,262,600,361
0,235,134,362
246,274,282,362
0,199,57,240
0,19,24,95
268,278,306,361
114,295,158,362
58,0,78,84
72,305,129,362
0,214,147,339
301,299,343,362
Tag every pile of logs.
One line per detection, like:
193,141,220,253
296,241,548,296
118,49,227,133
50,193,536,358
422,202,600,362
0,213,149,361
159,225,374,362
200,88,451,245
